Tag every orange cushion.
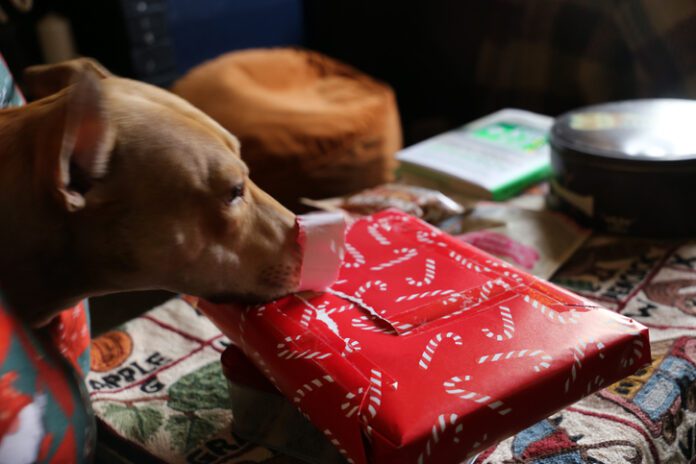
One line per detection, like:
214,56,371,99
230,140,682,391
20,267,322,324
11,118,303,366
172,48,402,209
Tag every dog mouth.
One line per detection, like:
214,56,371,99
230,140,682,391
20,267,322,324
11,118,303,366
204,262,301,305
204,288,291,306
258,261,301,289
204,292,265,305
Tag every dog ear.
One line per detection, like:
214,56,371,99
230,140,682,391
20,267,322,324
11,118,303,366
57,70,116,212
23,58,111,100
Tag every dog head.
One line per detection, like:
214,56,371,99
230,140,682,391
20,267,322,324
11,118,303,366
23,59,302,309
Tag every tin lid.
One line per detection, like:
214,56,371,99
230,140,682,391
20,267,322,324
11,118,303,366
551,99,696,165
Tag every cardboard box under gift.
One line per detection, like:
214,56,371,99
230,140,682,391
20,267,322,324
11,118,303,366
196,210,650,464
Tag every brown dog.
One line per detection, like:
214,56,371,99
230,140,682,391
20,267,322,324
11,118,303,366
0,58,302,327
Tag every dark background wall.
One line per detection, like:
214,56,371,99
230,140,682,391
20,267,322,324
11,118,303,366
2,0,695,145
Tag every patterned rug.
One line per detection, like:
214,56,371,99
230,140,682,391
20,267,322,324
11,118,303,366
88,239,696,463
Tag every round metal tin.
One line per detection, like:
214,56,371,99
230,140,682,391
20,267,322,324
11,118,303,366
548,99,696,236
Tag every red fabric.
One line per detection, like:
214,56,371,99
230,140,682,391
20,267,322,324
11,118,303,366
0,372,32,437
46,301,91,376
49,426,75,464
199,210,651,464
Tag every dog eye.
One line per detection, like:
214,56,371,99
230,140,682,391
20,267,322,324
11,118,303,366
225,183,245,205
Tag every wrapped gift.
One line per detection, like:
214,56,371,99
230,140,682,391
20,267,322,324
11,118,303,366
196,210,650,464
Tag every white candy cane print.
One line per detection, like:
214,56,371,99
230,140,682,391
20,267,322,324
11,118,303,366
479,279,512,301
277,335,332,360
565,337,606,393
253,305,266,316
477,349,553,373
472,433,489,449
351,315,397,335
502,270,525,283
481,306,515,341
416,230,448,248
299,306,313,328
417,413,462,464
439,279,511,322
578,337,606,359
620,336,645,368
360,370,384,438
293,375,335,403
419,332,464,370
586,376,605,395
367,223,391,246
406,258,437,287
523,295,579,324
370,248,418,271
342,338,361,355
295,296,363,359
444,375,512,415
343,243,366,269
448,251,492,273
323,429,355,464
354,280,388,299
395,288,455,303
295,296,354,339
341,387,364,418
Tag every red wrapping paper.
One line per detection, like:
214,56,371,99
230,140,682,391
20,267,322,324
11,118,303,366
197,210,650,464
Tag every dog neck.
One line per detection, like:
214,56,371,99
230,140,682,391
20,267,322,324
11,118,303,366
0,101,106,325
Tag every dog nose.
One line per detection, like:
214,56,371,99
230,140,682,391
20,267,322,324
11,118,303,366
295,211,346,292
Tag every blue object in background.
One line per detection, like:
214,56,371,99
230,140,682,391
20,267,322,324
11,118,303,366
167,0,305,74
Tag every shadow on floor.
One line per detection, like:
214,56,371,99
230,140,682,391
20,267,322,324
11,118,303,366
89,290,175,336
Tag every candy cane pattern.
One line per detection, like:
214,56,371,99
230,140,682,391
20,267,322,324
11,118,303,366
323,429,355,464
416,230,448,248
565,350,583,393
444,375,512,415
367,223,391,246
485,259,511,268
485,259,523,280
481,306,515,341
341,387,365,418
565,337,607,393
417,413,461,464
502,270,525,283
524,294,579,324
405,258,437,287
375,214,409,231
448,250,492,273
295,296,343,339
439,279,511,321
578,337,606,359
419,332,464,370
370,248,418,271
312,300,355,317
253,305,266,316
293,375,335,403
477,349,553,373
472,433,489,450
354,280,388,299
343,243,366,269
299,306,313,328
620,336,645,368
277,335,332,360
361,369,384,429
477,279,511,304
586,376,605,395
342,338,361,355
351,315,397,335
395,288,455,303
